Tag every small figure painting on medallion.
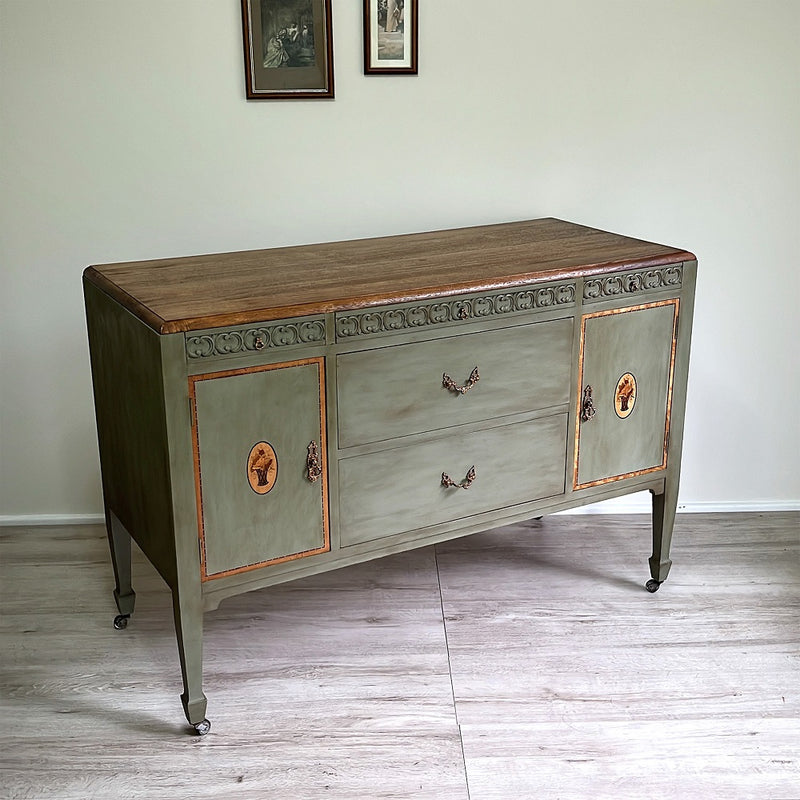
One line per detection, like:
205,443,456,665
615,373,637,419
247,442,278,494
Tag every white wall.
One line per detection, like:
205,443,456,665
1,0,798,521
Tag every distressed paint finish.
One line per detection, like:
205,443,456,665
83,279,178,587
334,281,576,340
337,318,573,448
649,261,697,585
190,358,329,579
338,415,568,546
186,315,327,360
574,300,679,489
82,220,697,732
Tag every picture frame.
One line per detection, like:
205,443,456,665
363,0,418,75
241,0,334,99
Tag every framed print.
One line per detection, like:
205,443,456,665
364,0,418,74
241,0,334,99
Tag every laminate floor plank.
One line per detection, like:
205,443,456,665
1,513,798,799
0,528,467,800
435,513,800,798
459,717,800,800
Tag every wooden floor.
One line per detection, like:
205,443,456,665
1,513,798,799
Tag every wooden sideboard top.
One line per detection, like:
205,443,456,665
83,218,695,334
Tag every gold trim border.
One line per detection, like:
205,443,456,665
573,299,679,491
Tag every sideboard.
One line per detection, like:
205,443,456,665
83,218,696,735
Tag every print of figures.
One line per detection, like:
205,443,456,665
377,0,404,60
378,0,404,33
364,0,416,74
261,0,316,68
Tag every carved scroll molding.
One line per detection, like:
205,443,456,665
186,318,326,359
583,266,682,303
335,283,576,340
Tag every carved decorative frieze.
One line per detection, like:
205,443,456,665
335,283,576,340
186,318,326,359
583,266,682,302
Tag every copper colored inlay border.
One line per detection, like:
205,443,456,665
188,357,330,581
573,299,679,491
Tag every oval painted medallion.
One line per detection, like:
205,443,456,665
614,373,637,419
247,442,278,495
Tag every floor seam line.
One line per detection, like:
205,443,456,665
435,545,471,800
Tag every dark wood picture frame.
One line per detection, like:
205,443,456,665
241,0,334,99
363,0,418,75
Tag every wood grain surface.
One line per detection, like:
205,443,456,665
2,512,797,799
83,219,695,333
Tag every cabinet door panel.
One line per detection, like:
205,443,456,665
190,358,329,580
574,300,678,489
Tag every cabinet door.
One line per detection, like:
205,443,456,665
574,300,678,489
190,358,329,580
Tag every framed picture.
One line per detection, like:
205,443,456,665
241,0,334,99
363,0,418,74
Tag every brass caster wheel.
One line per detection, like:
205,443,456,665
645,579,662,593
193,719,211,736
113,614,130,630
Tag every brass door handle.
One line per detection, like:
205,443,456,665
580,385,596,422
306,440,322,482
441,466,476,489
443,367,480,395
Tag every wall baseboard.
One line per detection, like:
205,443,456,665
0,514,106,527
1,502,798,527
559,499,800,515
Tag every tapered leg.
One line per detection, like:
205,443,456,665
649,479,679,587
106,510,136,618
172,587,209,733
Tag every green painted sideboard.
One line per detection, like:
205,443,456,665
83,218,696,735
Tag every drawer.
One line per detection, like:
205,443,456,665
334,281,577,341
338,414,568,546
185,316,327,362
336,318,573,448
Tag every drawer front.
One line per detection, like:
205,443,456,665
338,414,568,546
335,281,577,342
185,316,327,362
337,318,573,448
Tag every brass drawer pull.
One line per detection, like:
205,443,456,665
580,385,596,422
306,440,322,483
441,466,476,489
442,366,480,395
